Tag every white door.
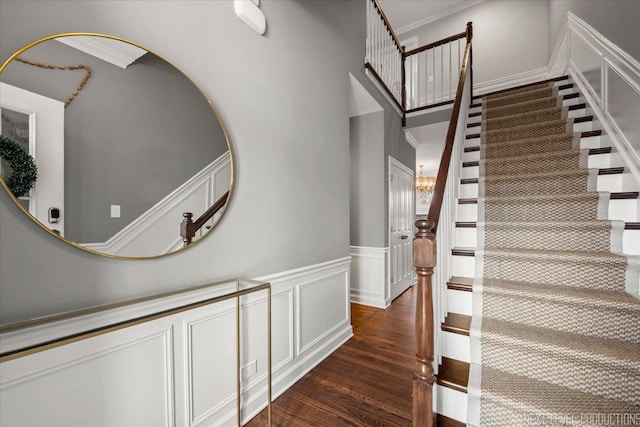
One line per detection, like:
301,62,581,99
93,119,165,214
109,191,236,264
389,156,415,301
1,82,65,235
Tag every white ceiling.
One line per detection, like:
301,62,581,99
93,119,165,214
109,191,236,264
379,0,484,35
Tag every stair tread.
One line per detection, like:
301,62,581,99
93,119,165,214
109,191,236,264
437,357,469,393
481,85,562,107
480,277,640,310
460,166,625,183
436,414,465,427
447,276,474,292
481,317,640,365
470,92,580,109
457,221,640,230
480,167,593,181
462,146,608,168
442,313,471,335
472,366,640,418
479,147,589,164
465,130,601,150
459,191,636,204
482,246,629,262
468,104,575,128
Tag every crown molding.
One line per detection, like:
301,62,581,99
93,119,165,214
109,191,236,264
404,130,420,149
56,36,146,69
396,0,485,35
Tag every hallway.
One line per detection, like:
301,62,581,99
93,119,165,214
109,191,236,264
247,287,416,426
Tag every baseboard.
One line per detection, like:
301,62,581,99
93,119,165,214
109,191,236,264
473,67,549,97
349,246,390,308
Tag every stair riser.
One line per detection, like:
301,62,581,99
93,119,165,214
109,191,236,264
441,288,640,344
436,384,468,424
464,134,607,155
458,173,635,199
442,330,471,363
463,136,609,162
448,288,473,315
467,107,589,125
468,92,583,115
481,338,640,403
441,328,640,401
455,227,640,255
451,253,640,293
462,152,622,176
456,198,638,222
478,290,640,341
465,121,594,142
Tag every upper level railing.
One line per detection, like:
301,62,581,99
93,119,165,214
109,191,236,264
365,0,405,112
404,30,471,112
365,0,472,120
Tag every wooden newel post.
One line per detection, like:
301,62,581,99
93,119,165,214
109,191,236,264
181,212,195,247
413,218,436,427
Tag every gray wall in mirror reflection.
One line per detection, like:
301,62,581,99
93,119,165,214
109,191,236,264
1,40,228,243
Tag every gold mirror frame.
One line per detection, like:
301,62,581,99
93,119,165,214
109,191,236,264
0,32,234,260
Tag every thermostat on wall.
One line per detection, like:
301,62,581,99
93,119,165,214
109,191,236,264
48,207,60,224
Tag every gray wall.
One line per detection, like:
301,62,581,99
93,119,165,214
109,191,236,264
548,0,640,62
350,111,384,247
400,0,549,85
2,40,227,242
0,0,363,323
348,74,415,249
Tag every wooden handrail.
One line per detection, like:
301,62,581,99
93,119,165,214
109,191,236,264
181,190,229,246
427,22,473,233
364,63,405,113
404,31,467,58
413,22,472,427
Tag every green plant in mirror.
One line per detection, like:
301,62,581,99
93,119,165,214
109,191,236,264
0,135,38,197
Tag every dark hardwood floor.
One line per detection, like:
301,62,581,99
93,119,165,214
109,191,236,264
246,286,417,426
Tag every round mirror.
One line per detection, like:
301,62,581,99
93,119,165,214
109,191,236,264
0,33,233,259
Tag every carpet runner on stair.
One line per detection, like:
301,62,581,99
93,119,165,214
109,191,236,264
467,80,640,426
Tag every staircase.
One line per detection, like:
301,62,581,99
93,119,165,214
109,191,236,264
436,76,640,425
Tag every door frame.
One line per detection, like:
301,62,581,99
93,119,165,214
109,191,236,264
1,82,65,235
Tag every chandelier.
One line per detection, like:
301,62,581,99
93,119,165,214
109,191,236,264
416,164,436,193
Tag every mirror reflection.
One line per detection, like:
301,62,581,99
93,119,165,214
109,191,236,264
0,34,232,258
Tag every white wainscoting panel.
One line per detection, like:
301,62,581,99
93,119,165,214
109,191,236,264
297,271,350,356
1,321,174,427
185,301,237,426
0,257,352,427
548,12,640,186
349,246,390,308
